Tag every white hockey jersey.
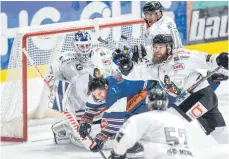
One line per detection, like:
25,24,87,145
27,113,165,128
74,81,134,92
48,48,119,112
48,51,95,111
124,48,219,97
113,111,194,159
91,47,119,77
145,15,183,61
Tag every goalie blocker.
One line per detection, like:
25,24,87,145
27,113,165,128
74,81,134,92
171,85,226,136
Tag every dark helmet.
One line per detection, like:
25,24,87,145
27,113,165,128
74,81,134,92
143,1,163,13
153,34,174,55
148,88,168,111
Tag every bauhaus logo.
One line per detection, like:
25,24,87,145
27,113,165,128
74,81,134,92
188,6,228,44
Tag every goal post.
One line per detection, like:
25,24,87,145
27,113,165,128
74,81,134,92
0,17,146,142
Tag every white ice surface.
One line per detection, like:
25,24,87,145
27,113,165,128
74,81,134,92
1,81,228,159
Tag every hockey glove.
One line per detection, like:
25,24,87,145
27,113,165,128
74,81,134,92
113,53,127,65
108,150,126,159
79,123,91,138
132,44,147,63
216,52,228,70
89,132,108,152
79,114,93,138
209,72,228,84
119,57,133,76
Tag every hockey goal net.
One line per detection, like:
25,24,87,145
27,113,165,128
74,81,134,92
0,17,146,142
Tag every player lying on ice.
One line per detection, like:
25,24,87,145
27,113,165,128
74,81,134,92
116,33,228,144
108,88,195,159
78,75,157,152
45,30,118,145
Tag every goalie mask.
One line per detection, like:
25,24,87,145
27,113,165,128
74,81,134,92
73,31,92,62
152,34,173,64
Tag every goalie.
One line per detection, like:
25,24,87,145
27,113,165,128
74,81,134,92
43,30,116,145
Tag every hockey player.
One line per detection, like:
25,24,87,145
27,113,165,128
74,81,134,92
78,76,155,152
108,88,194,159
49,30,95,145
49,31,116,145
142,1,226,91
117,34,228,144
142,1,182,59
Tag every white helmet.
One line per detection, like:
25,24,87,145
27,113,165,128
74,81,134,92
73,31,92,62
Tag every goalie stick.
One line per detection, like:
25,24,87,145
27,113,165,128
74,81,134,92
22,48,94,150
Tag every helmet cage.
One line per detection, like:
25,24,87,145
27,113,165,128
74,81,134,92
73,31,92,62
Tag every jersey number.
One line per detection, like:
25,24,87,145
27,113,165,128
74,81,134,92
164,127,188,146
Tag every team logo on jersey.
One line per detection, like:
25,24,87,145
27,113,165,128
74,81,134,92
161,75,181,95
75,63,83,71
186,102,208,120
173,63,185,70
111,86,120,95
101,118,108,129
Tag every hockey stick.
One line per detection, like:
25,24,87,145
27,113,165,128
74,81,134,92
87,134,107,159
92,18,109,45
23,48,51,88
23,48,94,150
23,48,64,117
172,65,223,122
92,18,131,52
187,65,223,92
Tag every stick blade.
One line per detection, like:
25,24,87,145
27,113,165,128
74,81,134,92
97,37,108,44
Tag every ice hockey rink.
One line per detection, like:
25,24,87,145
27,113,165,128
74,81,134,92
1,81,229,159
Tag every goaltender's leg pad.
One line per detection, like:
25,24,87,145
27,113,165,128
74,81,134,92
51,120,71,144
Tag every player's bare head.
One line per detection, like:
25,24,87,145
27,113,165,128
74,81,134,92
88,77,108,101
152,34,173,64
147,88,168,111
73,31,92,62
143,1,163,27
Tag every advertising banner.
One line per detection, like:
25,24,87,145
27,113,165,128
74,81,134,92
186,1,228,54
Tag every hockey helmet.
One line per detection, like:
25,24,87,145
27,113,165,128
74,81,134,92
142,1,163,21
143,1,162,13
153,34,173,53
73,31,92,62
147,88,168,111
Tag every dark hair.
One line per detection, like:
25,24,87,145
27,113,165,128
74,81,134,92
88,77,108,93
